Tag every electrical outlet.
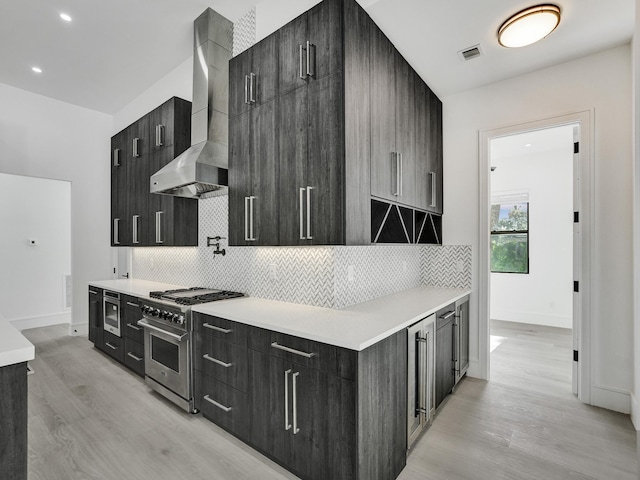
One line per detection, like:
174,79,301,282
347,265,355,283
269,263,278,281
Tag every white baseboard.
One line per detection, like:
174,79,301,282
68,323,88,337
467,359,483,379
491,310,572,329
631,393,639,430
591,384,631,415
10,311,71,331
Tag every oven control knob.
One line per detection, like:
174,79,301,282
152,308,161,317
176,315,185,325
170,313,179,323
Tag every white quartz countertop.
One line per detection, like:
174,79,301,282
0,315,35,368
192,286,471,351
88,279,185,298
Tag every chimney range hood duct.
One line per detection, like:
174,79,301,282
150,8,232,199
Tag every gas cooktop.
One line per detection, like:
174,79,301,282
148,287,245,306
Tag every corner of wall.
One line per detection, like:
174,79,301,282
421,244,472,288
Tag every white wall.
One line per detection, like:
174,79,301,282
0,83,113,333
444,44,633,412
632,0,640,428
0,174,71,328
490,128,574,329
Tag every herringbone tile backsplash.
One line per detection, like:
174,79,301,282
132,196,471,308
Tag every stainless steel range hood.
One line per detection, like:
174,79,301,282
150,8,232,199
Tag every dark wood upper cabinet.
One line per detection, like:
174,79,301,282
110,97,197,247
229,0,442,246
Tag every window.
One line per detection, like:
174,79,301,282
490,201,529,274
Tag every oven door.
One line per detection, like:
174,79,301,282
103,294,121,337
138,319,190,400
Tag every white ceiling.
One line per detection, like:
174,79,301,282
0,0,633,114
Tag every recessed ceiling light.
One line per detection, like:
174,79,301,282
60,13,72,22
525,143,532,147
498,5,561,48
32,67,42,73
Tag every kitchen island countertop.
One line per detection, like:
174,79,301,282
0,315,35,368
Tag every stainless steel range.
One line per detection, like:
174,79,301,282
137,288,244,413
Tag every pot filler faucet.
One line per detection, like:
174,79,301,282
207,236,226,256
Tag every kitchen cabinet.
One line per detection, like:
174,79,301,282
122,295,144,377
0,362,27,480
454,296,470,384
110,97,197,247
407,315,435,448
229,0,371,246
88,287,103,347
371,199,442,244
229,0,442,246
193,311,406,480
435,303,456,409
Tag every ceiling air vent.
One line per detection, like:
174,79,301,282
458,44,483,61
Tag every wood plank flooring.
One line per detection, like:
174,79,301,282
22,322,638,480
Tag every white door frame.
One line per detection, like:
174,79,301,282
478,110,593,403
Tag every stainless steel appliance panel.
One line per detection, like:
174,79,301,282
407,314,435,448
103,291,121,337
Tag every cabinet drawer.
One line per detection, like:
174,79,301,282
266,332,334,374
101,331,124,364
124,338,144,377
436,303,456,330
196,373,250,441
193,313,247,347
195,335,248,393
123,317,144,343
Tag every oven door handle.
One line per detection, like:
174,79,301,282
137,319,188,342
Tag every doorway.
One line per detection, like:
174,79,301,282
478,110,593,404
488,125,576,398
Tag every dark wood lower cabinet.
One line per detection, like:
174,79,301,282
198,313,404,480
0,362,27,480
435,307,455,409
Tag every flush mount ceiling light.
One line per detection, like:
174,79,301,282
498,4,561,48
31,66,42,73
59,13,72,22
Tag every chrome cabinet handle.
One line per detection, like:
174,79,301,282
271,342,315,358
133,137,139,158
293,371,300,434
244,197,250,241
126,322,141,331
429,171,437,208
244,75,250,104
137,319,188,341
89,289,98,295
105,342,117,351
399,153,403,197
299,44,305,79
203,353,232,368
155,211,163,244
127,352,143,362
204,395,232,412
440,310,456,320
393,153,400,196
299,187,306,240
113,218,120,245
249,196,256,240
126,302,139,308
203,323,231,334
306,186,313,240
113,148,120,167
249,72,256,103
454,312,460,372
132,215,140,244
285,369,292,430
155,125,165,147
306,41,315,77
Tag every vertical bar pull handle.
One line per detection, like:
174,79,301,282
393,153,400,196
113,148,121,167
244,196,250,241
292,371,300,434
155,211,163,244
284,369,292,431
132,215,140,244
306,41,315,77
155,125,165,147
299,44,306,80
306,186,313,240
113,218,120,245
249,73,256,103
299,187,306,240
249,196,256,241
429,172,436,207
244,75,250,104
399,153,403,197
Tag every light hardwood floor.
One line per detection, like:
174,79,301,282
23,322,637,480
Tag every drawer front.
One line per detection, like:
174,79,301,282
196,373,250,441
123,317,144,343
124,338,145,377
196,335,248,393
101,331,124,364
193,313,247,347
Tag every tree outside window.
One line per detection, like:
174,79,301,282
490,202,529,274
